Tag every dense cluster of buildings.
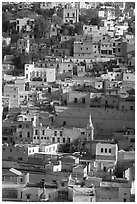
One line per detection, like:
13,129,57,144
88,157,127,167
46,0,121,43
2,2,135,202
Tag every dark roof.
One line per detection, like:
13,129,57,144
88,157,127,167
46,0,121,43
25,182,57,188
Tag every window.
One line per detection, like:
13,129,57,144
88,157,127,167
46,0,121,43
27,132,30,138
54,131,57,136
35,129,38,135
130,139,135,142
68,138,70,143
74,98,77,103
57,138,60,143
42,130,45,135
87,48,88,50
29,150,31,153
19,132,22,137
18,157,22,161
123,198,126,202
37,136,39,139
67,13,69,17
101,148,103,153
81,132,85,135
41,137,43,139
44,137,46,139
63,138,65,143
105,148,107,153
47,137,49,140
52,137,55,143
34,137,36,139
68,64,70,67
109,149,111,153
49,147,51,152
130,106,134,110
19,125,22,128
118,48,121,52
82,98,85,104
60,131,62,136
26,195,30,200
10,149,12,152
73,13,75,17
63,121,66,126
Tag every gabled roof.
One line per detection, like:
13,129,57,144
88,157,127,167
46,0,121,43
9,168,23,176
2,168,24,176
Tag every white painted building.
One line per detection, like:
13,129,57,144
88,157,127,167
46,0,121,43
95,142,118,171
33,126,86,144
39,143,59,154
25,63,56,83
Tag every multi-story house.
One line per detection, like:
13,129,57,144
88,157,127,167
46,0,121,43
96,178,132,202
10,18,35,33
74,38,93,58
17,2,33,10
2,168,29,201
2,120,33,144
83,25,108,37
17,38,30,53
95,142,118,171
67,91,90,107
2,64,15,75
52,39,74,57
63,3,79,24
57,62,74,74
40,2,64,10
100,36,114,58
25,62,56,83
32,126,86,144
4,84,19,109
2,143,39,162
114,129,135,151
113,38,127,64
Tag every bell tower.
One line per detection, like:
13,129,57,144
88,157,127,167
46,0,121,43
86,114,94,141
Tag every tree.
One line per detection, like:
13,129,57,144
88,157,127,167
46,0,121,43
34,16,50,39
58,143,70,153
51,15,63,27
74,22,83,35
2,11,13,33
12,53,31,73
79,9,101,25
